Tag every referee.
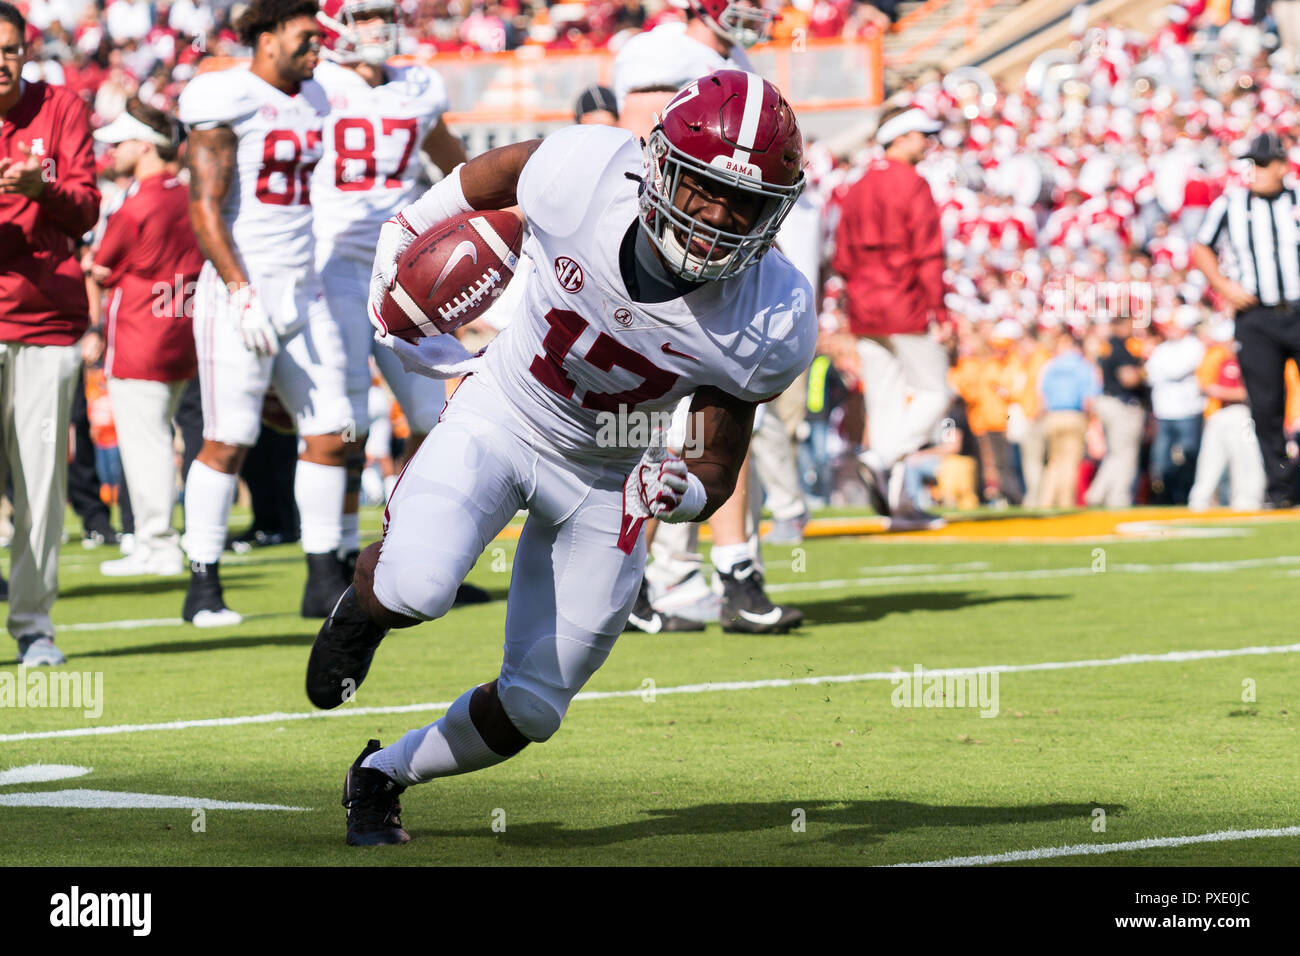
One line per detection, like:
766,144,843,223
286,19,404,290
1191,132,1300,508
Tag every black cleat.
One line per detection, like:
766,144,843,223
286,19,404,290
182,562,243,627
454,583,491,605
301,552,350,618
623,577,705,634
339,549,360,582
856,453,892,518
306,586,388,709
342,739,411,846
717,560,803,634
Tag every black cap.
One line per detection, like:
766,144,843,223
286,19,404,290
574,85,618,124
1245,131,1287,164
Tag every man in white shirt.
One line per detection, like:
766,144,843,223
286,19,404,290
1146,305,1206,504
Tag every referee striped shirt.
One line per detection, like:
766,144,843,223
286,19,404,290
1196,186,1300,306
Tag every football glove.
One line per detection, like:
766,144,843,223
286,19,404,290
368,214,418,336
624,442,706,525
233,284,279,358
372,325,481,380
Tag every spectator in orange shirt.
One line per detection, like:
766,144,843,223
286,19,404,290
1007,325,1054,509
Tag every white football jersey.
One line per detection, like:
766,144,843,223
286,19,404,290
312,60,451,262
478,124,816,466
178,67,329,270
612,22,753,111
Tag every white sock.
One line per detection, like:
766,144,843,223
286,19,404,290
363,686,509,785
295,460,345,555
339,511,360,558
182,460,238,565
711,542,752,575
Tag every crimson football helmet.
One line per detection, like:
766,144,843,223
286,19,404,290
640,70,805,282
317,0,401,66
674,0,774,48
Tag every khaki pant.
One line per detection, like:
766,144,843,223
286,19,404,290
0,342,81,640
1188,404,1266,511
857,334,951,469
1017,415,1048,509
1086,395,1145,508
1040,410,1087,510
750,372,808,521
107,376,187,560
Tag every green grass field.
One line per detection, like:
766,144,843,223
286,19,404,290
1,506,1297,866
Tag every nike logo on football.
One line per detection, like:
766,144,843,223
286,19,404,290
661,342,698,361
429,241,478,298
737,607,784,626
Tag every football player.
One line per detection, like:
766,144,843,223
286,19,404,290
614,0,802,635
613,0,771,141
312,0,469,576
306,70,816,845
178,0,353,625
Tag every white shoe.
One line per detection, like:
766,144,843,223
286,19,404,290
653,569,721,624
16,634,65,666
191,607,243,628
100,549,185,577
120,533,136,556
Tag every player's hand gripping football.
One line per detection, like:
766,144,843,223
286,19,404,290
367,214,418,335
234,283,279,358
624,441,706,525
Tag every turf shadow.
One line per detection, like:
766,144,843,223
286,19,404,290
414,798,1117,850
793,590,1067,627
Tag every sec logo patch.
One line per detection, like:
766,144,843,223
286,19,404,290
554,256,584,293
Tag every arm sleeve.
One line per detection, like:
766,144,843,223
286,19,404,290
35,92,101,239
909,179,946,313
92,204,133,282
737,273,818,402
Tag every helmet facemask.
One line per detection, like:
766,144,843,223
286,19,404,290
639,125,804,282
714,0,774,48
319,0,401,66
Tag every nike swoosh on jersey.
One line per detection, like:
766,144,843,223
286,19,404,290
737,607,784,626
661,342,699,361
429,241,478,298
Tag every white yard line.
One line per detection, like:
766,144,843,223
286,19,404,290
887,826,1300,866
45,555,1300,635
3,641,1298,744
766,555,1300,594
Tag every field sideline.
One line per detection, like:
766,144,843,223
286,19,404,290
1,506,1296,866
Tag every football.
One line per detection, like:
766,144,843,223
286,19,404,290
378,209,525,342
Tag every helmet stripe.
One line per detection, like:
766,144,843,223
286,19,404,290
732,71,765,159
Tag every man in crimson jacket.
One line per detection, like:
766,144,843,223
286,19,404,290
0,1,101,666
832,104,951,530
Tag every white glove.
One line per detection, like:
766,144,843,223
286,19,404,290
233,284,279,358
373,325,481,380
624,442,706,525
368,214,418,336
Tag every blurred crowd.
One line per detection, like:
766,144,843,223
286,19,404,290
798,2,1300,514
10,0,1300,558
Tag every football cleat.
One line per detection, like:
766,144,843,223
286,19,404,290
856,450,891,518
624,577,705,634
306,585,389,709
716,559,803,634
301,552,351,618
182,562,243,628
342,739,411,846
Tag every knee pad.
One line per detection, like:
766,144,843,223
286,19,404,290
498,682,565,743
372,555,460,622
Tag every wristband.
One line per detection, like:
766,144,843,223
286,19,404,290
400,164,473,235
663,470,707,524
